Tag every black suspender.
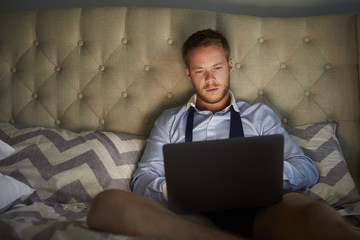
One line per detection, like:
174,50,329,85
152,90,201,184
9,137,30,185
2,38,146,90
185,106,195,142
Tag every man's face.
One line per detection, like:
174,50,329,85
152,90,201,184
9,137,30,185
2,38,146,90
185,44,232,111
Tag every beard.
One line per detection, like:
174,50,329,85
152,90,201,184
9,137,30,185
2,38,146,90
194,81,230,107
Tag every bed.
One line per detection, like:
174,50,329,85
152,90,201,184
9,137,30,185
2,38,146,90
0,6,359,239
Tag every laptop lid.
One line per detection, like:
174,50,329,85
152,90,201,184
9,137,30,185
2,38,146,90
163,134,284,214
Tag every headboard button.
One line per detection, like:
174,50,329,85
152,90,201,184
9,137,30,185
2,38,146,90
32,93,38,99
10,67,16,73
55,119,60,125
235,63,241,69
304,90,310,96
121,38,128,44
303,36,310,43
257,37,264,43
99,65,105,71
33,40,39,47
77,40,84,46
54,66,61,72
280,63,287,69
144,65,151,71
99,119,105,125
121,91,128,98
257,90,264,96
167,38,173,45
77,93,83,99
325,63,332,70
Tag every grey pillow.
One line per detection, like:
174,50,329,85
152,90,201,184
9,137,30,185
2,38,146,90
288,122,360,208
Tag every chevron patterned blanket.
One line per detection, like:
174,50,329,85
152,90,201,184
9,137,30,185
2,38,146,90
0,123,146,239
0,122,359,239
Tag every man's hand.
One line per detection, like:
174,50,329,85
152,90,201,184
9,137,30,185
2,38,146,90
162,182,168,201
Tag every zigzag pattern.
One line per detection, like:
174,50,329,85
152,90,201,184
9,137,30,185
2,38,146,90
288,122,360,207
0,123,146,203
0,201,108,240
1,122,360,239
288,123,348,182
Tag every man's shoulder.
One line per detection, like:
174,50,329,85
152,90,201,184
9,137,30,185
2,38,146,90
236,101,275,114
156,104,187,122
162,104,187,116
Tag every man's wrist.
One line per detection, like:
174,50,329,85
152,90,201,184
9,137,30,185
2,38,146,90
162,182,168,201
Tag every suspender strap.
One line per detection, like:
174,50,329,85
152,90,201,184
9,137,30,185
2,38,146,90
230,105,244,138
185,105,244,142
185,106,195,142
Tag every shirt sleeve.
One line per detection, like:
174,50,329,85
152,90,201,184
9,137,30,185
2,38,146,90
130,109,174,203
253,104,319,192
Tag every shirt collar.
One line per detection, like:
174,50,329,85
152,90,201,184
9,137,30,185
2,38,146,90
186,91,239,113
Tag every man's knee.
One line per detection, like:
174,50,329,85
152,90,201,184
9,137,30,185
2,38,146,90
300,198,345,227
87,189,132,232
279,192,344,226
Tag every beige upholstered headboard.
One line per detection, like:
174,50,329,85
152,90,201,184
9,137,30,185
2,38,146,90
0,7,359,184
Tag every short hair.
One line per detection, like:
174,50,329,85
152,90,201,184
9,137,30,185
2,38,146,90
181,29,230,68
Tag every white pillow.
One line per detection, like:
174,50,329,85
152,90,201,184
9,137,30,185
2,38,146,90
0,173,35,212
0,139,35,212
0,139,15,160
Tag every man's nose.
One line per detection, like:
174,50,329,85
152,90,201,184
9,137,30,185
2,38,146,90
205,70,215,82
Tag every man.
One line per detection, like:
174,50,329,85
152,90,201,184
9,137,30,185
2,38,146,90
87,29,360,240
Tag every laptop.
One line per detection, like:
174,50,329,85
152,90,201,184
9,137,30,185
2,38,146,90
163,134,284,214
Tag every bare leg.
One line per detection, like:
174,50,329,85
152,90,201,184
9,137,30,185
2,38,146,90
253,192,360,240
87,189,244,240
88,190,360,240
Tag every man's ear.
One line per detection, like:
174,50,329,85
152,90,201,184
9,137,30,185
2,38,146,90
185,68,191,80
228,58,233,73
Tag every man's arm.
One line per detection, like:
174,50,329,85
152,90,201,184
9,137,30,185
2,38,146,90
253,104,319,191
131,108,179,203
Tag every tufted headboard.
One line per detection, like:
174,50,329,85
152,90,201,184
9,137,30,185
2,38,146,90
0,7,359,184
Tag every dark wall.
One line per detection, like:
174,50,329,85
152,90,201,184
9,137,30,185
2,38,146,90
1,0,360,17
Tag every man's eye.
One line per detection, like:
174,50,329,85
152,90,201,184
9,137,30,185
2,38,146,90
194,70,204,74
214,66,222,71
